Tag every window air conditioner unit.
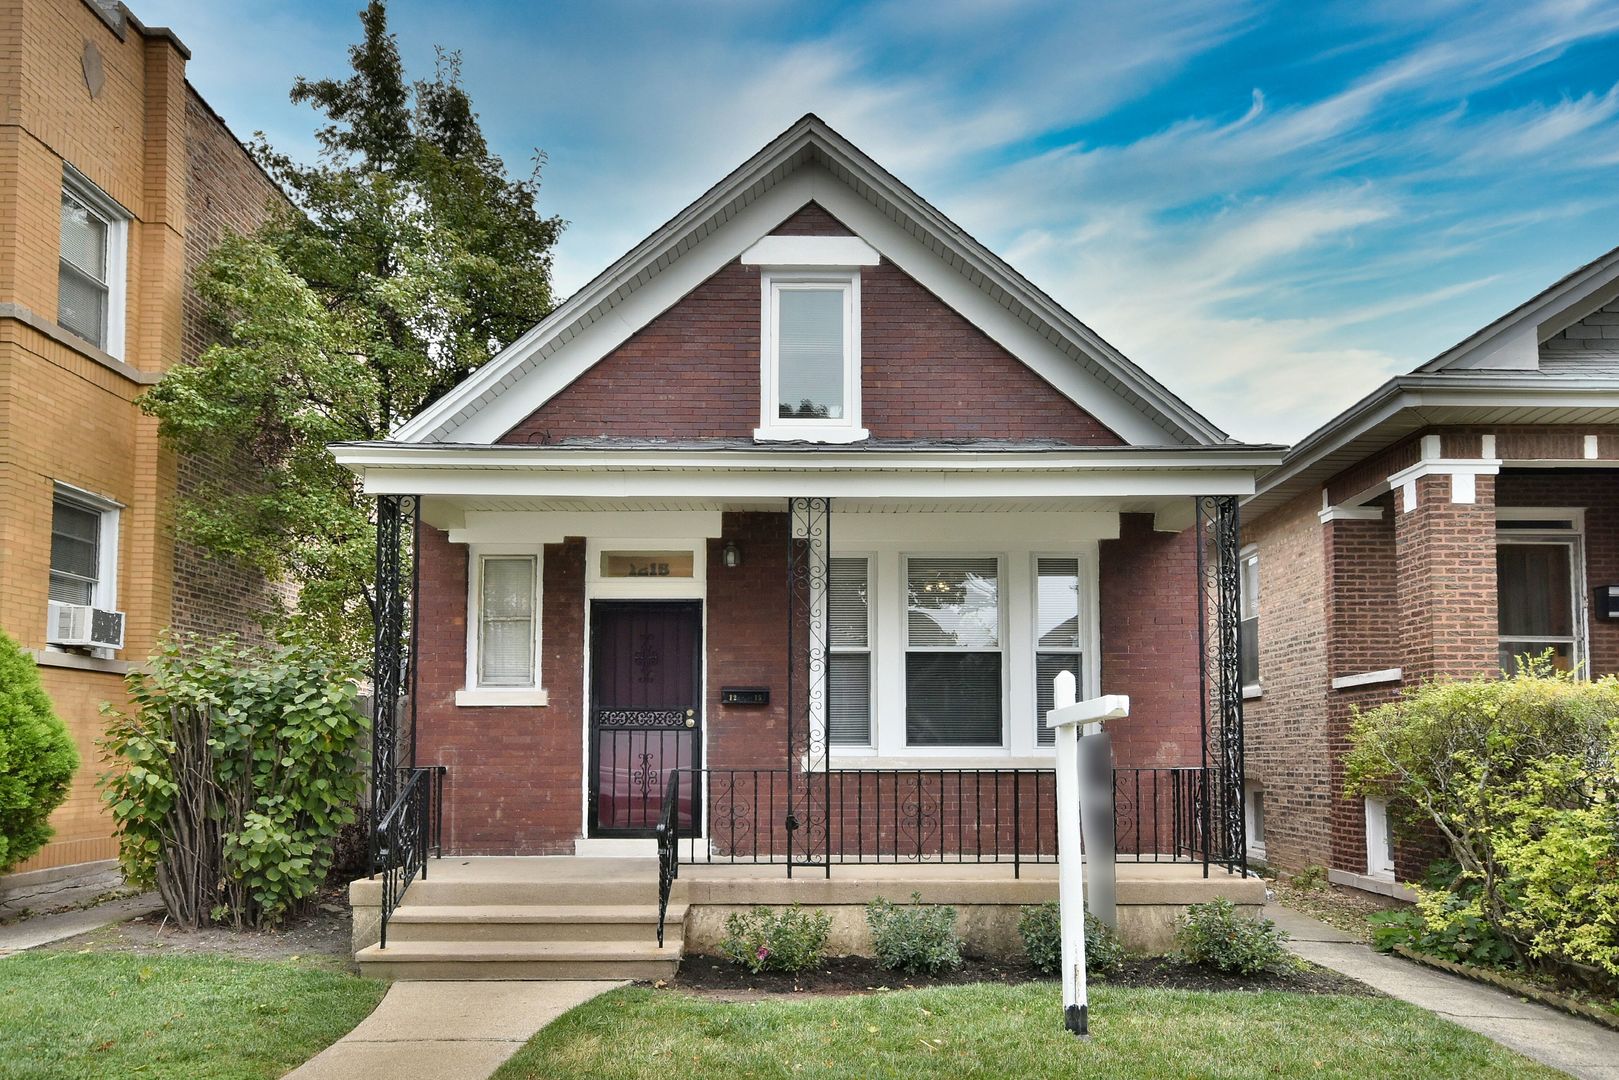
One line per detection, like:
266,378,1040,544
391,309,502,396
47,601,125,650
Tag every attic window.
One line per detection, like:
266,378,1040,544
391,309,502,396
755,271,867,443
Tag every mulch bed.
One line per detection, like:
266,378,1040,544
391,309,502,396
662,954,1378,999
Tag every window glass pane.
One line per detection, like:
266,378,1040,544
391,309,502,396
907,557,1000,648
57,263,107,346
828,652,871,745
480,619,534,685
1239,555,1259,619
482,557,534,618
1497,544,1572,637
1035,651,1080,747
1499,641,1574,675
1036,557,1080,648
1240,618,1259,686
905,652,1002,746
776,287,845,420
51,499,100,581
49,574,94,605
600,550,694,578
828,557,868,647
61,192,107,280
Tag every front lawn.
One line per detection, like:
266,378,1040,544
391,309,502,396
495,983,1560,1080
0,952,384,1080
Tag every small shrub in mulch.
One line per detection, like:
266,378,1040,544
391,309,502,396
865,894,962,976
719,904,832,974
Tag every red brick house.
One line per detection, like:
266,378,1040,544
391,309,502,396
1241,245,1619,897
331,117,1280,972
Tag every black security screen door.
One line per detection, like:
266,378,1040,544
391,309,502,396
589,601,701,837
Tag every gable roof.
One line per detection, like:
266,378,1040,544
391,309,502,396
393,114,1233,448
1247,240,1619,516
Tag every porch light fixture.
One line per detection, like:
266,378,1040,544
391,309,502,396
722,540,742,569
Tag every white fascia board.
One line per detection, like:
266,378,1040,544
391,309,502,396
356,466,1263,501
835,511,1120,544
448,509,725,545
741,234,879,266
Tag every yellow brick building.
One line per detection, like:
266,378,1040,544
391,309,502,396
0,0,282,874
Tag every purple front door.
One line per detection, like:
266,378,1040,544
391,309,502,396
589,601,701,837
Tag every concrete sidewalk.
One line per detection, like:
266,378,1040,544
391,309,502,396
1270,904,1619,1080
285,979,624,1080
0,893,161,957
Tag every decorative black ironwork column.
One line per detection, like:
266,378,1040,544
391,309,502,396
1195,495,1247,876
785,496,832,877
371,493,420,870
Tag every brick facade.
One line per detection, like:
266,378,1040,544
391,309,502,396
1244,423,1619,887
499,204,1124,447
0,1,280,872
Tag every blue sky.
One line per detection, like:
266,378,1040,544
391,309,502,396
138,0,1619,443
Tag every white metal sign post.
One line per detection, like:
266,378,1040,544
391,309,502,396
1046,670,1130,1038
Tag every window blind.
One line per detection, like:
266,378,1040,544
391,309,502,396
479,556,535,686
59,191,109,347
905,652,1002,746
828,556,870,745
49,497,101,605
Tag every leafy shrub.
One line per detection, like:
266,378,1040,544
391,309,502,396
866,893,962,976
1018,902,1126,979
1345,658,1619,989
0,631,78,872
100,634,367,929
719,904,831,974
1175,898,1297,976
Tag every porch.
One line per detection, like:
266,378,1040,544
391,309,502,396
350,855,1266,980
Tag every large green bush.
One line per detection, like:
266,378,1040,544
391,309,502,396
1345,658,1619,990
1175,898,1297,976
0,631,78,872
100,634,366,928
1017,902,1126,978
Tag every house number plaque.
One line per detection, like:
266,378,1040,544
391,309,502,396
600,550,696,579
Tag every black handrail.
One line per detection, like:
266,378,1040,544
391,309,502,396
654,768,681,948
373,765,445,949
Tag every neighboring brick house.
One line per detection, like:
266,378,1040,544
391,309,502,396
1241,245,1619,897
0,0,284,873
332,115,1281,864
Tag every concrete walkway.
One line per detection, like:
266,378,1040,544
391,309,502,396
0,893,161,957
1270,904,1619,1080
285,980,624,1080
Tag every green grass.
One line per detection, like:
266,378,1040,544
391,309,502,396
494,983,1562,1080
0,952,385,1080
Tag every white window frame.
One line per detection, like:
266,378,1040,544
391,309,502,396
754,270,867,444
1245,783,1266,861
1495,507,1587,677
900,552,1009,751
821,553,875,749
1239,545,1260,695
47,482,121,642
458,546,548,707
1032,553,1087,748
1364,796,1394,879
59,166,129,360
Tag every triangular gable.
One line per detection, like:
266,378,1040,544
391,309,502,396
394,115,1230,448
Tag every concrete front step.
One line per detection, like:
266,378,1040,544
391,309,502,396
386,903,687,943
355,938,682,981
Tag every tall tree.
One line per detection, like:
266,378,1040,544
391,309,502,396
145,1,562,659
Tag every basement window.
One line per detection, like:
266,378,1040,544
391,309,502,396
756,272,867,443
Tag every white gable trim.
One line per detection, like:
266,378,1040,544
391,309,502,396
395,117,1229,448
741,235,879,267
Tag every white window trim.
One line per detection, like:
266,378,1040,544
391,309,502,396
1239,544,1260,695
585,538,708,600
47,482,121,655
1364,796,1394,880
458,546,548,707
826,552,875,750
1496,507,1588,677
823,524,1103,764
754,269,868,443
60,165,129,361
1245,783,1266,861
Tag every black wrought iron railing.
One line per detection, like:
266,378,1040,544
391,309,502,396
373,764,445,949
654,769,681,948
1112,766,1208,863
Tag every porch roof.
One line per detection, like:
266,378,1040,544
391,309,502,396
330,439,1284,504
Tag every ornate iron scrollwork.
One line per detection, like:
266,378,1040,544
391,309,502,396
594,709,689,728
1195,494,1247,876
786,496,832,875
